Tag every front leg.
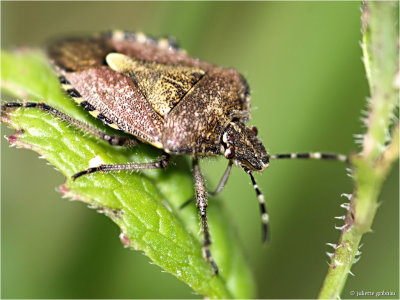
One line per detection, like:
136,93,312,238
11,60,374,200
192,157,218,275
178,160,233,209
2,102,137,147
72,154,170,180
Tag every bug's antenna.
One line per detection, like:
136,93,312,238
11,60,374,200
270,152,349,163
247,170,269,243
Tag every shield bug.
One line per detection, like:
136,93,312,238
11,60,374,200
3,30,348,274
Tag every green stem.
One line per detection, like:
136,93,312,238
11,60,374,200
318,2,399,299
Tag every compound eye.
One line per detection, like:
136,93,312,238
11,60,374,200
224,146,235,159
262,155,270,166
249,126,258,136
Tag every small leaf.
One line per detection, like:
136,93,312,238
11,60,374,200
1,50,256,299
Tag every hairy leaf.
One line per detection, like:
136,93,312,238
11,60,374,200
1,50,255,299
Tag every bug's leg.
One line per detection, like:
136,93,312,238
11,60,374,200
179,160,233,209
270,152,349,163
208,160,233,197
193,157,218,275
178,197,195,209
72,154,170,180
2,102,137,147
246,170,269,243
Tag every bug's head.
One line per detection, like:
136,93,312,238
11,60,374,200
222,122,269,171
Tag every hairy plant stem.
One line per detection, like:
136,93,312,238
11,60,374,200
318,2,399,299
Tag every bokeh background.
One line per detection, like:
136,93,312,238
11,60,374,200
2,2,398,299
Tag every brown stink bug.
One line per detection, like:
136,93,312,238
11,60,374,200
3,31,348,274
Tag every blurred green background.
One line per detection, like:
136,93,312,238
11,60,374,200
1,1,398,299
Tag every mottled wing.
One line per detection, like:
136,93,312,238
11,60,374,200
47,35,164,148
106,53,205,116
103,31,251,122
65,67,164,147
163,68,249,155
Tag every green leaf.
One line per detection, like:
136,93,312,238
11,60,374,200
1,50,256,299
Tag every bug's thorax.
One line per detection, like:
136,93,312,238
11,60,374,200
222,122,269,172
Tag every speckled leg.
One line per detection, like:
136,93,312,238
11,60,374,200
192,157,218,275
2,102,137,147
178,160,233,209
72,154,170,180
